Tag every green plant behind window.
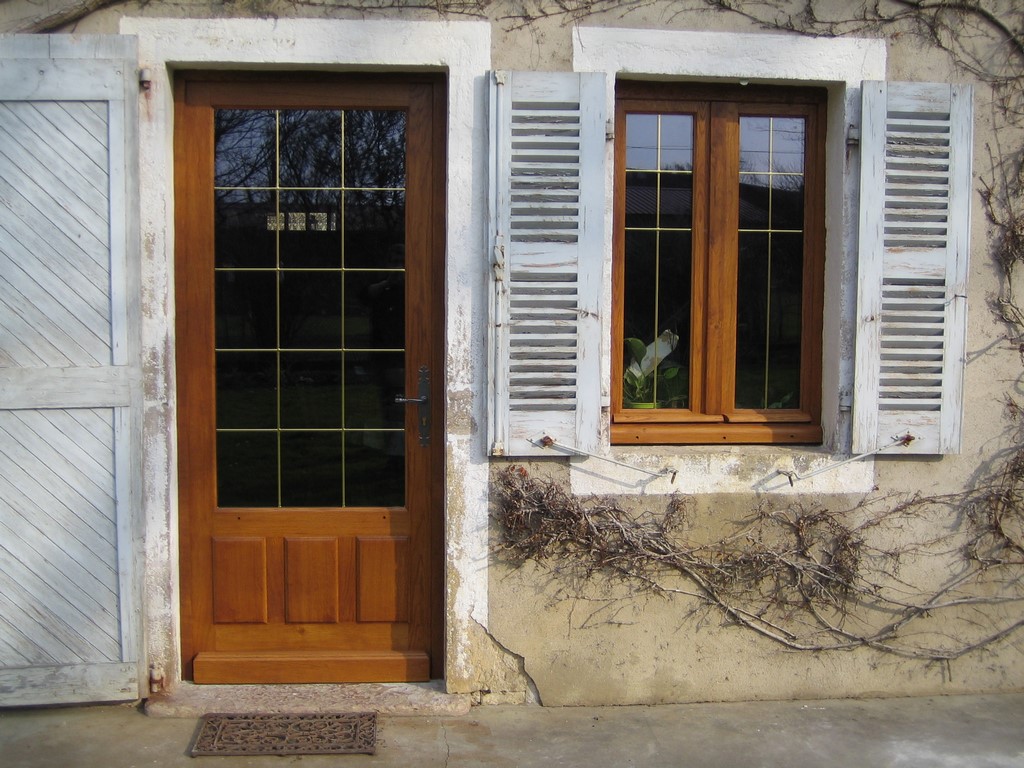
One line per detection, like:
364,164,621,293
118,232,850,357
623,330,685,407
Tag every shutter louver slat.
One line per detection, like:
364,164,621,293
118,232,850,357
509,101,583,246
853,81,972,454
488,71,605,456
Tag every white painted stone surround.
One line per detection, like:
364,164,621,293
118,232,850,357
572,27,888,496
121,17,493,688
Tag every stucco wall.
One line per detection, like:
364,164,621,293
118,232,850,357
16,0,1022,704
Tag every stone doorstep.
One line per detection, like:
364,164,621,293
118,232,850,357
144,681,473,718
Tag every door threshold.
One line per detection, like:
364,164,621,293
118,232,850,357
144,680,470,718
193,650,430,684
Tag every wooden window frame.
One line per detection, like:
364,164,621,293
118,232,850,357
612,82,826,445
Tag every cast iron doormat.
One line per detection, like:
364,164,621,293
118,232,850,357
189,712,377,756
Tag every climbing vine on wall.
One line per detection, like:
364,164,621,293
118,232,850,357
495,463,1024,659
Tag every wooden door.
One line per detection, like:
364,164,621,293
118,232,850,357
175,74,444,684
0,35,143,706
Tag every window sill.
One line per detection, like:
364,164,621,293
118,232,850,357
570,440,876,496
611,422,823,445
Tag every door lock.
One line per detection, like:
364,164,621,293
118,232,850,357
395,366,431,445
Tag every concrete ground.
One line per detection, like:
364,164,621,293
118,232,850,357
2,693,1024,767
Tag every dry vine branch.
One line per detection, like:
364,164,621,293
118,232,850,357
494,464,1024,660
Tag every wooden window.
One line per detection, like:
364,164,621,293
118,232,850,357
613,83,826,444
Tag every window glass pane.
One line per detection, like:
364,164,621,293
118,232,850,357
279,190,341,268
736,115,806,410
739,116,771,172
736,231,769,408
659,172,693,230
771,174,805,230
735,232,803,409
215,109,275,188
213,105,411,508
279,271,343,349
345,352,405,429
738,174,770,230
344,271,405,350
345,432,404,507
625,114,658,170
770,117,805,173
624,171,658,228
344,110,407,189
622,228,690,409
217,431,279,507
215,271,277,349
217,351,277,429
654,230,691,409
280,352,343,429
622,110,695,412
278,110,342,188
215,189,277,269
659,114,693,171
343,191,406,268
623,230,657,343
280,432,344,507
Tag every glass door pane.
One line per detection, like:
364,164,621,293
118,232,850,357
213,108,408,507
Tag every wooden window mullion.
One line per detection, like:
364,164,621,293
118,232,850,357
688,103,711,417
705,102,739,418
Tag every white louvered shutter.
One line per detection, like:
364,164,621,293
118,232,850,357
853,81,973,454
487,71,606,457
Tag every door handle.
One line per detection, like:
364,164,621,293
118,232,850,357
395,365,430,446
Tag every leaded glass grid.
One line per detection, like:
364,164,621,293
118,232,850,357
213,108,407,508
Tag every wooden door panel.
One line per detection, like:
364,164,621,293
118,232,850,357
175,73,444,683
285,537,340,623
356,537,409,623
212,538,268,624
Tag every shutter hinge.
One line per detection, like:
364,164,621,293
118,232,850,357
605,119,615,141
846,125,860,146
139,68,152,91
149,664,165,694
493,243,506,282
839,386,853,412
493,71,507,86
